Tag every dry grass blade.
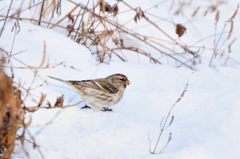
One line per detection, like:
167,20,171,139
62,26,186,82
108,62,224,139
225,38,237,65
215,10,220,25
191,6,200,17
168,115,174,126
40,41,48,66
227,4,239,22
226,4,239,39
227,21,234,39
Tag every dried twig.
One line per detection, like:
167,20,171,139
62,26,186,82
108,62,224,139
38,0,46,25
0,0,14,38
67,0,196,70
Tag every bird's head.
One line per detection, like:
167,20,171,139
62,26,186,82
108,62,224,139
107,73,130,88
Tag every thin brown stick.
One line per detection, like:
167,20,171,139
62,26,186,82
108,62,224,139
0,0,14,38
38,0,46,26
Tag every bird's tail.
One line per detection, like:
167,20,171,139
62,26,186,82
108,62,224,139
48,76,71,85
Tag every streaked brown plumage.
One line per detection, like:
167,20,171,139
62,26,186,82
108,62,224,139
48,74,130,111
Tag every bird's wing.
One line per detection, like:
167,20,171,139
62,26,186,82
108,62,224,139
70,79,118,94
48,76,118,94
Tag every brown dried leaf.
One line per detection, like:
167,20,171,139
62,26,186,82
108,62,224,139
54,95,64,108
134,14,139,23
176,24,186,37
67,13,74,23
98,0,111,13
37,93,46,107
67,24,74,33
105,3,111,12
134,8,145,23
98,0,104,11
111,4,119,16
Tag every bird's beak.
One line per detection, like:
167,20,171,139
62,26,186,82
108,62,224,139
125,80,130,85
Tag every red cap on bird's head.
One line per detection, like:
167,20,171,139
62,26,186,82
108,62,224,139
115,73,127,79
113,73,130,85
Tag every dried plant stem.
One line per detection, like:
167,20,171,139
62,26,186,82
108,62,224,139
38,0,46,26
120,0,198,57
72,0,91,39
67,0,196,70
50,5,78,29
150,82,188,154
0,1,44,22
0,0,14,38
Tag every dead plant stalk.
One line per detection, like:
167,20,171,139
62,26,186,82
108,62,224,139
150,83,189,154
67,0,196,70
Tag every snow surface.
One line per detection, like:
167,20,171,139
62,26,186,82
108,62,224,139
1,0,240,159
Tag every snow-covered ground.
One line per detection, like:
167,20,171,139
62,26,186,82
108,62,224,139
1,0,240,159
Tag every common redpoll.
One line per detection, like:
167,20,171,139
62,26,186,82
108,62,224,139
48,74,130,111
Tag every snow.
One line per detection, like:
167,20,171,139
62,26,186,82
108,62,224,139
1,0,240,159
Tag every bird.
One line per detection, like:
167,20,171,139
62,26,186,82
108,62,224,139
48,74,130,111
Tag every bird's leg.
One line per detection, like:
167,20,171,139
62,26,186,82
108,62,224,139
81,105,91,109
102,107,112,112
